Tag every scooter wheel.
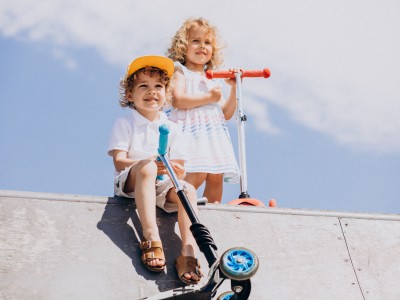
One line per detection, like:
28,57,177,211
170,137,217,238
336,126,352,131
216,291,234,300
231,279,252,300
220,247,259,280
216,279,252,300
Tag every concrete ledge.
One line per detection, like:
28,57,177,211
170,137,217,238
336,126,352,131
1,190,400,299
2,189,399,221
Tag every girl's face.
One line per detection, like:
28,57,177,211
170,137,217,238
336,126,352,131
185,26,213,71
127,71,166,120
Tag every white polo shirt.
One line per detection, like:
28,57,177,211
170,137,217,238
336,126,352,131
108,109,188,175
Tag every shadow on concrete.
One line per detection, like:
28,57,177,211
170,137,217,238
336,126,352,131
97,197,186,292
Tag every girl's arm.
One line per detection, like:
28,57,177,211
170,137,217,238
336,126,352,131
221,77,237,120
172,70,222,109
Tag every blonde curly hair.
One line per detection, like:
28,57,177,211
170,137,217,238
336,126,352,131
166,18,224,70
119,67,171,109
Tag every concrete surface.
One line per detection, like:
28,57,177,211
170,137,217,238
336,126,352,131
1,190,399,300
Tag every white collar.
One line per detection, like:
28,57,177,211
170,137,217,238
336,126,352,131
131,109,167,127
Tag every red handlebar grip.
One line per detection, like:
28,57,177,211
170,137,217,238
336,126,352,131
242,68,271,78
205,70,233,79
206,68,270,79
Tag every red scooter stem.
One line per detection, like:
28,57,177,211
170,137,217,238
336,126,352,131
206,68,270,79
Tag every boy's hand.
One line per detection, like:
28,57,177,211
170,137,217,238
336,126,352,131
156,160,167,176
155,160,186,180
171,161,186,180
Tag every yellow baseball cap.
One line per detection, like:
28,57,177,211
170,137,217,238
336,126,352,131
126,55,174,78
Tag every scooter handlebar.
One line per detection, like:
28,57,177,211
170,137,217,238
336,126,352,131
206,68,270,79
158,124,170,156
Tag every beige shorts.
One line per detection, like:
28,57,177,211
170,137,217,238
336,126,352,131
114,164,179,213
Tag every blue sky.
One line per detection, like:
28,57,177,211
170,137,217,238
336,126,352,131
1,1,399,214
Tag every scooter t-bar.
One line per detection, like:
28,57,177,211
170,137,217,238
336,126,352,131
205,68,270,199
205,68,270,79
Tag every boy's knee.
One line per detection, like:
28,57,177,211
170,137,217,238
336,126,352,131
182,181,197,201
135,159,157,177
182,181,195,192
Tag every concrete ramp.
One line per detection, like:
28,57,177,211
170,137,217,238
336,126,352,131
1,190,399,299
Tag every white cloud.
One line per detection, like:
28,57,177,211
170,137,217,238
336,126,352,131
51,48,77,70
1,0,399,152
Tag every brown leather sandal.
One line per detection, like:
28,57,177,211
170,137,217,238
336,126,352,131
139,240,166,273
175,255,203,285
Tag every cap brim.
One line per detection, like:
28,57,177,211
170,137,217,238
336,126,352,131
126,55,174,78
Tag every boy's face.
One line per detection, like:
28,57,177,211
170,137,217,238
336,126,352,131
127,71,167,117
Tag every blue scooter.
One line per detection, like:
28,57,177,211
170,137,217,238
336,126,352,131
140,124,259,300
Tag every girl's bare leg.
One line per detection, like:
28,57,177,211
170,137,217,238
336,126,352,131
185,172,207,189
203,173,223,203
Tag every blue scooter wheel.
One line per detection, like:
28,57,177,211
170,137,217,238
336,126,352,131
216,291,234,300
220,247,259,281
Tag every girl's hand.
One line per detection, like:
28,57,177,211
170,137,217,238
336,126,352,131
208,86,222,103
224,69,240,87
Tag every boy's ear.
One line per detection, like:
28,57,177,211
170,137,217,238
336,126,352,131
126,90,133,101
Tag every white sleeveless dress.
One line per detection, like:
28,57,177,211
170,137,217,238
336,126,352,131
166,62,240,183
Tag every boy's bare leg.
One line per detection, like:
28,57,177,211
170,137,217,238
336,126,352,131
166,183,201,282
125,159,163,268
203,173,223,203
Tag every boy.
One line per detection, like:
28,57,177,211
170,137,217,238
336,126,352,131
108,56,202,285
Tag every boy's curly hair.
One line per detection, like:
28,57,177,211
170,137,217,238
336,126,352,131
119,67,171,109
166,18,224,70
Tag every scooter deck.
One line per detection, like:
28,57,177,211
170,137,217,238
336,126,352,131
139,288,213,300
139,255,223,299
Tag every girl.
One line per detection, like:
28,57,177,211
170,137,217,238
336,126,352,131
166,18,240,203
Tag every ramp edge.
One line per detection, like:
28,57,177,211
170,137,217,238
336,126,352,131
1,189,399,221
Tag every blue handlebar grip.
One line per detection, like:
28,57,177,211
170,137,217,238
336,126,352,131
158,124,170,156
